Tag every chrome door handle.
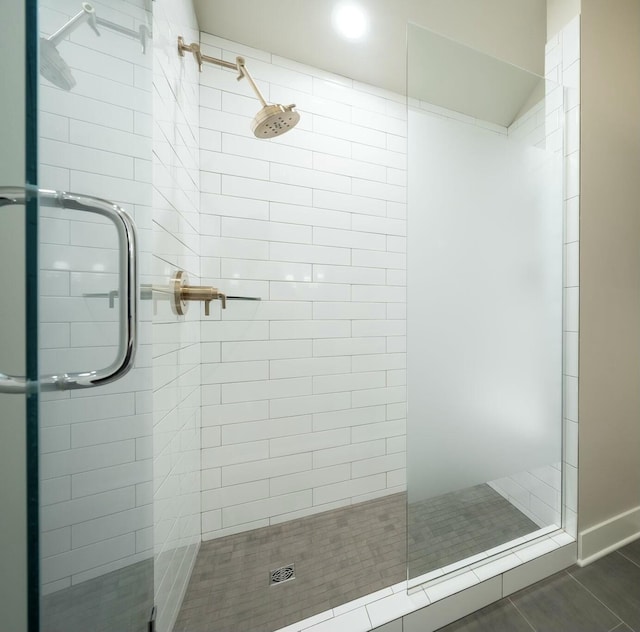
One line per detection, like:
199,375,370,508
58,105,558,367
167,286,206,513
0,186,138,393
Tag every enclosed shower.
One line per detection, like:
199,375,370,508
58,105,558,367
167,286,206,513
0,1,579,630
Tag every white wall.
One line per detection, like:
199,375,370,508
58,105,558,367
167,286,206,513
578,0,640,555
197,34,407,540
0,0,28,628
152,0,202,630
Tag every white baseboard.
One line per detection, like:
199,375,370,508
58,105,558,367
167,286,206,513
578,506,640,566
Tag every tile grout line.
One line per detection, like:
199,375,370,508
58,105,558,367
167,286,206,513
565,569,626,629
507,596,538,632
615,548,640,571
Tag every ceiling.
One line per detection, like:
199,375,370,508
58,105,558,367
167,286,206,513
407,24,544,127
193,0,547,100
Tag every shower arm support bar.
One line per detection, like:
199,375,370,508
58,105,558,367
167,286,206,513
95,17,150,51
48,5,99,46
47,3,150,52
178,37,234,71
95,17,144,41
177,37,269,108
237,59,268,108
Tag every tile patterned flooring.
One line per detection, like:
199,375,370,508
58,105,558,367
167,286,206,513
408,484,539,577
438,539,640,632
174,493,406,632
36,494,640,632
175,485,540,632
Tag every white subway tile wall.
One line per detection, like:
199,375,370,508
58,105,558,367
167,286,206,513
197,32,408,540
485,97,563,529
38,0,154,596
153,1,202,631
557,15,580,539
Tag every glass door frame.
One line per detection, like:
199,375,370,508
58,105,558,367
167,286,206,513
0,0,40,630
26,1,41,629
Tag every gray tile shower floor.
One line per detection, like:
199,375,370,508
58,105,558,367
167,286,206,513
175,485,539,632
408,484,539,576
437,539,640,632
41,559,153,632
174,493,406,632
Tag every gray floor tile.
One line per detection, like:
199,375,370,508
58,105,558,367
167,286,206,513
511,570,622,632
437,599,533,632
617,539,640,568
569,553,640,630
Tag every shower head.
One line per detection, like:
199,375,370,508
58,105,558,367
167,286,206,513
177,42,302,139
252,104,301,138
39,3,98,91
40,37,76,91
40,3,151,91
236,57,300,138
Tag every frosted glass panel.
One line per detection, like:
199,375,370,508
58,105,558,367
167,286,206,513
407,25,563,579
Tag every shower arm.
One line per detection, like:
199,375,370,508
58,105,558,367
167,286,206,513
48,5,100,45
236,59,269,109
47,3,151,53
177,37,269,108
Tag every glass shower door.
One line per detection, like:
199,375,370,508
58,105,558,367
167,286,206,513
37,0,155,628
0,0,155,629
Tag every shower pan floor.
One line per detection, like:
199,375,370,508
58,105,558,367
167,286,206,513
408,484,540,578
174,493,406,632
174,486,538,632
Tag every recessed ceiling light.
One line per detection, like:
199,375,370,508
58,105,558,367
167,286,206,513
332,3,368,40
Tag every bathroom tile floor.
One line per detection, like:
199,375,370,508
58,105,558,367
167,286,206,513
437,539,640,632
174,485,539,632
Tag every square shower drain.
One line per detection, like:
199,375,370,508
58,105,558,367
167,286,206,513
270,563,295,586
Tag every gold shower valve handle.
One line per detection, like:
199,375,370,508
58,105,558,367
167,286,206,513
181,286,226,315
215,291,227,310
172,271,226,316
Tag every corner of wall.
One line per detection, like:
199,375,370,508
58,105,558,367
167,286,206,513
546,0,581,41
578,507,640,565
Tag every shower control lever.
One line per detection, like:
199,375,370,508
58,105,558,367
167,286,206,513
172,271,226,316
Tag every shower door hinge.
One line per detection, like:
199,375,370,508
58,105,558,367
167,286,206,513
148,605,157,632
